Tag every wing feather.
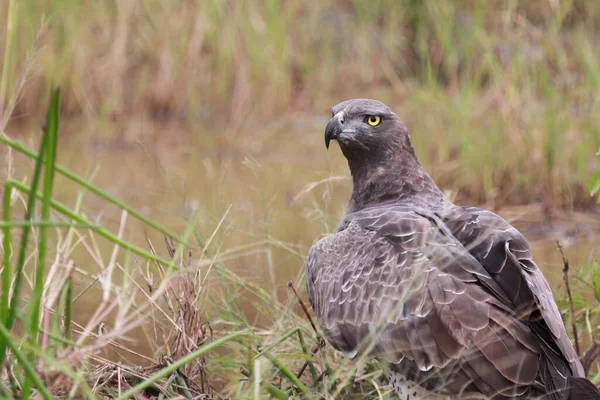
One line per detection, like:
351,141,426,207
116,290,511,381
306,207,544,397
441,206,584,379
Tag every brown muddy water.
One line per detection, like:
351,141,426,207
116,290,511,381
2,118,600,363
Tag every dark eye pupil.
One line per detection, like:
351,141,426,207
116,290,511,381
370,116,376,122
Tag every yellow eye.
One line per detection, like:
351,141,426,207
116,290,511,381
367,115,381,126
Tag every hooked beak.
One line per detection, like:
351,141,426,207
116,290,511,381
325,113,344,149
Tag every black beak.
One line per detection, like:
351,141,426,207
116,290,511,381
325,114,343,149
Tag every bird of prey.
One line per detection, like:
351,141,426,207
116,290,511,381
306,99,600,399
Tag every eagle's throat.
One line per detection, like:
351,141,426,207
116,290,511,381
345,148,446,214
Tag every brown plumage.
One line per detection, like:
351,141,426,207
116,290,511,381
306,99,600,399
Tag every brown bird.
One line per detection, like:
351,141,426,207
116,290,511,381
306,99,600,399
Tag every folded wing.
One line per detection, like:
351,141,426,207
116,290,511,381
306,205,552,397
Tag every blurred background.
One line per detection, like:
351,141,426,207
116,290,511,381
1,0,600,360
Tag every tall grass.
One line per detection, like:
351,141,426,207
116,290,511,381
2,1,600,208
5,1,600,120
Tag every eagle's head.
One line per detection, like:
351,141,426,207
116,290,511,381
324,99,414,159
324,98,433,211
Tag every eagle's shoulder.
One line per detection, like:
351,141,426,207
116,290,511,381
305,205,432,294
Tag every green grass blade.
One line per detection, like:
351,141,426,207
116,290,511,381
264,352,311,396
590,170,600,196
0,221,97,228
0,106,50,368
1,186,13,331
4,179,174,266
0,322,53,400
49,278,72,355
0,134,187,246
240,367,289,400
61,278,72,341
294,328,319,385
22,86,60,399
28,87,60,340
114,330,247,400
0,0,17,123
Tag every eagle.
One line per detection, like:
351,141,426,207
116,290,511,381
305,99,600,399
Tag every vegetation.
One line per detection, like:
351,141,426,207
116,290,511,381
1,1,599,399
1,0,599,207
591,149,600,204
